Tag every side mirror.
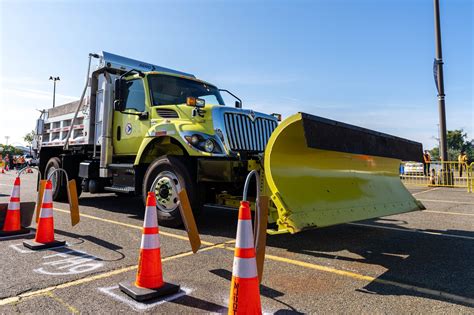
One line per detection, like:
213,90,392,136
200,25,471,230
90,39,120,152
186,97,205,108
235,100,242,108
35,119,44,135
114,78,126,111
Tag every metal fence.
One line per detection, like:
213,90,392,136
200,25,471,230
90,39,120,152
400,161,473,193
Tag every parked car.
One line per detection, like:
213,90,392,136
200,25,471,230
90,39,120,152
24,155,39,166
402,162,424,175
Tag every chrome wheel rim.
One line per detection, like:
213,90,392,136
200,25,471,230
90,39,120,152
153,171,181,212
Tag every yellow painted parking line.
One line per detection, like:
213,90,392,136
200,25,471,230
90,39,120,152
0,242,226,306
349,223,474,241
412,187,440,196
53,208,215,246
45,291,79,314
424,210,474,217
418,199,474,205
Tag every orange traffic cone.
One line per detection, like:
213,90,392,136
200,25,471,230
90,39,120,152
23,180,66,250
0,177,29,238
119,192,180,301
228,201,262,315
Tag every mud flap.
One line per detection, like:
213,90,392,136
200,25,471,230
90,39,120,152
177,189,201,253
264,112,424,233
68,180,80,226
255,196,269,283
35,180,47,223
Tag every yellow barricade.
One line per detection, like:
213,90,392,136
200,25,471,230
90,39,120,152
469,162,473,193
400,161,471,192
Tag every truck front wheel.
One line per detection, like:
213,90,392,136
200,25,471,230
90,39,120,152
142,156,199,228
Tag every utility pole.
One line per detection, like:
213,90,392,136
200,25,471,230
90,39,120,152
49,76,60,108
5,136,9,146
437,123,441,152
433,0,448,162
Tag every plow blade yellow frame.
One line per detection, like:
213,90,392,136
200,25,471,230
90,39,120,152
264,113,424,234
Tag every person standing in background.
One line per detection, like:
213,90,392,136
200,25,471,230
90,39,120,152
423,150,431,176
4,154,10,171
458,151,468,177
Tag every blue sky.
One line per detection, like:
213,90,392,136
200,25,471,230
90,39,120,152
0,0,472,149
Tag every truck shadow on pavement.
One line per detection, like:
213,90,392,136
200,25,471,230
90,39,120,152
265,220,474,307
76,194,145,219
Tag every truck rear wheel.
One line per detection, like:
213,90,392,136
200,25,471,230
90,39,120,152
45,157,68,201
142,156,199,228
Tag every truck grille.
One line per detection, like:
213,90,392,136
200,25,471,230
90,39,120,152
223,113,278,152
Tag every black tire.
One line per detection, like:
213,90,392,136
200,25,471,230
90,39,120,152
45,157,68,201
142,156,199,227
45,157,82,201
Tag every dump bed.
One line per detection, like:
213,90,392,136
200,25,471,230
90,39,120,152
39,99,91,148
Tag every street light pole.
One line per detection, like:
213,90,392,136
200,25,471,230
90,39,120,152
433,0,448,162
49,76,60,108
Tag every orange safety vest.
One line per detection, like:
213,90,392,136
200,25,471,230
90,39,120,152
423,154,431,163
458,154,468,164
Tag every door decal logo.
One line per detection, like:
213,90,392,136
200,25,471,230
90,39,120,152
125,123,132,135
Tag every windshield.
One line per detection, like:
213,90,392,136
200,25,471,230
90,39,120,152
148,74,225,106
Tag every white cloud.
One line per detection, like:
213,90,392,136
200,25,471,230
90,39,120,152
5,87,77,102
0,78,78,146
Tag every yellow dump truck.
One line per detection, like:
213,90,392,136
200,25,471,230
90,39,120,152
34,51,424,234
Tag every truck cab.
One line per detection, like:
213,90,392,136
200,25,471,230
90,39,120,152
35,52,278,227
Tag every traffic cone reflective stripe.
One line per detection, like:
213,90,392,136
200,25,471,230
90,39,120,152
135,192,164,289
228,201,262,315
35,180,56,244
140,232,160,249
3,177,21,232
236,219,255,249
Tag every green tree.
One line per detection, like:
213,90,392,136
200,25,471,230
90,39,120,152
447,130,466,151
23,130,35,145
430,146,440,160
430,129,473,161
0,144,23,155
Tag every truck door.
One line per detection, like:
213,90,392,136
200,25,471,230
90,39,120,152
112,78,150,155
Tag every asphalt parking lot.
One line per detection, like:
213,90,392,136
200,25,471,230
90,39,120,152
0,170,473,313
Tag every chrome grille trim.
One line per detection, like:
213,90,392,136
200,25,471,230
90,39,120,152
223,113,278,152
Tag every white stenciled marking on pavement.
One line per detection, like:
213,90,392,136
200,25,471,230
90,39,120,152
34,249,104,275
9,243,35,253
98,285,192,311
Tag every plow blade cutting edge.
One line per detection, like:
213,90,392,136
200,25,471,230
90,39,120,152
264,112,425,234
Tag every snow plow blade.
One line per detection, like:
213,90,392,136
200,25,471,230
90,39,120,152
264,112,424,234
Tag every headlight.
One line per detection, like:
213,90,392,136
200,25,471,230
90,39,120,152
191,135,200,145
204,139,215,153
184,134,221,153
